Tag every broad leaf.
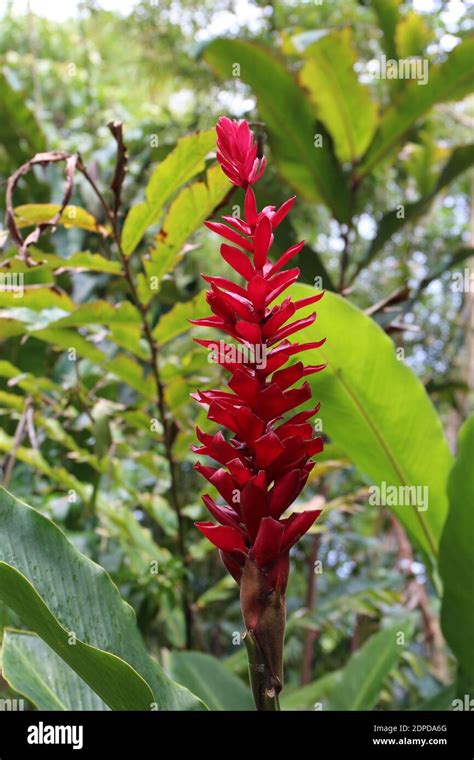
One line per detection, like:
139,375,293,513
358,37,474,176
290,285,452,559
204,38,350,222
168,651,254,711
2,630,108,711
439,415,474,687
328,620,412,710
300,30,378,163
0,486,204,710
121,130,216,255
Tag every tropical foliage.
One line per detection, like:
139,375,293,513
0,0,472,711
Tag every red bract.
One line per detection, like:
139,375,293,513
191,116,325,707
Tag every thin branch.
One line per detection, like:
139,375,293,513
2,397,33,488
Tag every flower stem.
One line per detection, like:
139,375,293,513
244,630,281,711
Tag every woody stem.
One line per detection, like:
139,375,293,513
244,630,281,711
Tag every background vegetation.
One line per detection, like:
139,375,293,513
0,0,472,711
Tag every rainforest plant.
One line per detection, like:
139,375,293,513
191,117,326,710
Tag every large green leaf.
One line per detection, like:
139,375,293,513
204,39,350,222
353,143,474,276
121,130,216,255
0,487,204,710
290,285,452,559
328,620,412,710
168,651,254,711
439,415,474,687
299,30,378,164
2,630,108,711
358,36,474,176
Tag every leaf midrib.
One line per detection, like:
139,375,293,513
319,350,438,557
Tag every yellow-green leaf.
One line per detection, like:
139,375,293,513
300,30,378,163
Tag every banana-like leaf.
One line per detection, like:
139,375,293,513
0,487,205,711
300,30,378,164
290,286,452,560
439,415,474,687
2,630,109,711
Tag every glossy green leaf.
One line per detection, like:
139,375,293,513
0,486,204,710
204,38,350,222
168,651,254,711
290,285,452,559
2,630,108,711
328,620,412,710
121,130,216,255
359,37,474,176
300,30,378,163
439,415,474,687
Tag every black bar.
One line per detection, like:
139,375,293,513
0,709,472,757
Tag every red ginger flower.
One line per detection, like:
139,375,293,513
191,116,325,707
